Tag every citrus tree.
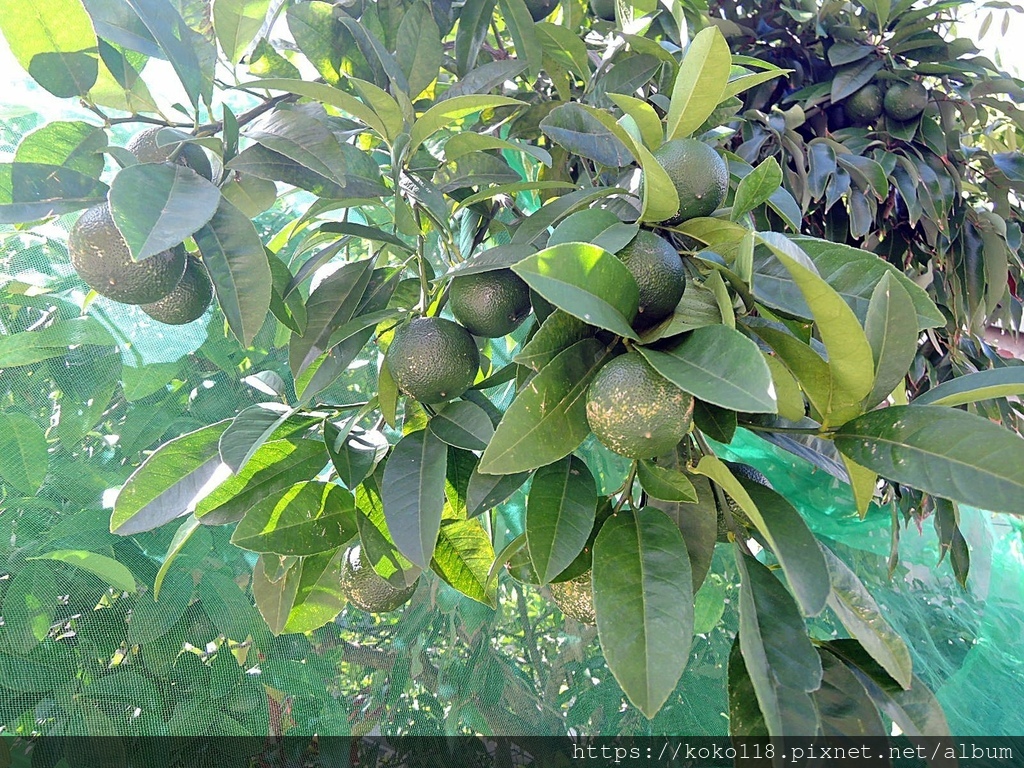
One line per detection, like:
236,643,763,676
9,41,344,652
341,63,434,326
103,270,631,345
2,0,1024,742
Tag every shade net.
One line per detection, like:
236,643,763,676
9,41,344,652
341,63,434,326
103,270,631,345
1,85,1023,749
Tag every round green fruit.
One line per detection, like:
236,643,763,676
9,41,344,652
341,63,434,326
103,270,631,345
616,230,685,327
843,84,883,125
649,139,729,225
68,203,187,305
385,316,480,403
589,0,616,20
126,126,214,181
340,545,417,613
586,352,694,459
884,81,929,122
525,0,559,20
141,255,214,325
449,269,532,338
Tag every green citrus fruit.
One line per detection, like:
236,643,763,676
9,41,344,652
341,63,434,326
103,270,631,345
126,126,214,181
589,0,616,20
68,203,187,305
716,461,773,542
843,84,883,125
649,139,729,225
616,230,685,327
141,255,213,325
449,269,532,338
883,81,929,122
586,352,694,459
385,316,480,403
340,545,417,613
549,570,596,625
526,0,559,20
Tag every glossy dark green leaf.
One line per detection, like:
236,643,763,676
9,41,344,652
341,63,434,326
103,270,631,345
112,419,231,535
396,0,441,97
195,438,329,526
0,163,108,224
540,103,633,167
108,163,219,261
466,467,531,518
814,649,888,737
831,57,882,101
736,553,822,737
835,405,1024,515
194,197,272,346
430,401,495,452
356,468,422,587
692,400,737,443
431,518,497,606
496,0,543,76
218,403,301,474
324,422,383,489
548,208,638,253
827,639,954,739
382,429,448,569
914,367,1024,407
865,272,918,408
526,456,597,583
231,481,358,555
637,460,698,503
639,325,777,413
479,339,615,474
732,157,783,219
727,639,769,737
0,0,98,97
512,243,639,340
514,310,591,371
593,508,694,719
822,546,912,689
0,412,48,496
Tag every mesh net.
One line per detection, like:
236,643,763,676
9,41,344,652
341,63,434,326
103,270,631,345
2,74,1024,742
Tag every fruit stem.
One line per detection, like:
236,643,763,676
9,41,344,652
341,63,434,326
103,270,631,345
612,461,638,513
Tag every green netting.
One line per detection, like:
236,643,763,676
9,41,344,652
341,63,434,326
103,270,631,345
3,76,1024,741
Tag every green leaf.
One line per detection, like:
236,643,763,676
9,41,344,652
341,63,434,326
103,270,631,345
239,78,391,140
28,550,136,593
251,555,301,636
0,0,99,98
736,553,822,737
14,121,107,177
865,272,918,408
431,518,497,607
194,198,272,347
822,546,912,690
429,401,495,452
325,422,382,489
814,649,888,736
607,93,662,149
125,0,214,108
195,438,329,525
548,209,638,253
759,232,874,426
827,639,953,738
0,412,48,495
634,139,681,224
512,243,640,340
537,22,591,81
638,325,777,413
231,481,358,556
213,0,270,63
540,103,634,167
665,27,732,140
356,470,422,587
727,640,769,736
692,400,737,443
593,507,694,719
479,339,615,474
842,453,877,519
382,429,448,569
637,460,698,502
283,548,349,633
914,367,1024,407
2,564,58,655
830,57,883,102
112,419,232,535
407,95,525,154
0,163,108,224
732,157,783,219
218,403,302,474
764,352,806,422
219,174,277,218
152,515,200,600
466,467,531,517
526,456,597,583
497,0,543,76
834,405,1024,515
396,1,441,98
108,163,219,261
514,310,591,372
